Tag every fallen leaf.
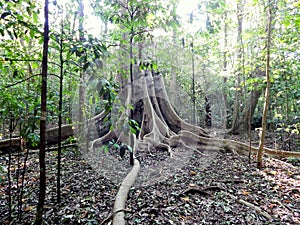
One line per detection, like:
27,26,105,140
190,171,197,176
24,206,35,212
268,203,276,209
181,196,190,202
242,191,250,195
80,211,88,218
268,171,277,175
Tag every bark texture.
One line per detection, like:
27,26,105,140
82,67,300,164
230,68,264,134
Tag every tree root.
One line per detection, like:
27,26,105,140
100,209,132,225
177,130,300,159
79,71,299,225
112,157,140,225
180,185,272,221
221,191,272,220
90,130,116,148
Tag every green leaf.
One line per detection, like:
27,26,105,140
30,29,35,38
33,12,39,23
113,143,120,149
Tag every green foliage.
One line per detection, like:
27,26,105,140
86,76,119,116
26,132,40,147
286,157,300,164
0,0,299,151
100,140,133,155
128,119,140,135
68,35,107,71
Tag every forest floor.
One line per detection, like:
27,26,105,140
0,130,300,225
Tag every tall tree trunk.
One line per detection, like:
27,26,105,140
233,69,264,132
169,29,179,107
57,20,64,203
238,87,263,131
191,41,196,126
222,12,228,129
35,0,49,223
257,0,273,168
78,0,85,130
231,0,243,134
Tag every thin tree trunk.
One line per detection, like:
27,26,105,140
191,41,196,126
57,20,64,203
257,0,273,168
168,29,179,108
35,0,49,223
7,112,13,222
231,0,243,134
78,0,85,130
222,12,228,129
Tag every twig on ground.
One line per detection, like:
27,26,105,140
222,191,272,220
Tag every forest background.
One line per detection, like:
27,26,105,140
0,0,299,224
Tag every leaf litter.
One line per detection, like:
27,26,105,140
0,143,299,224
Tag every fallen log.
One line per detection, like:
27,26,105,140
46,124,74,144
0,137,21,150
0,124,74,153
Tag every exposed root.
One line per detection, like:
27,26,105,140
180,185,272,221
113,158,140,225
86,70,300,161
91,130,116,148
177,130,300,159
79,70,299,224
100,209,132,225
143,136,174,157
221,191,272,220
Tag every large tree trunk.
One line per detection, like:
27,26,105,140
237,88,262,131
80,67,300,162
230,0,244,134
230,69,264,134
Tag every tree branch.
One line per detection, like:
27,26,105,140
4,73,60,88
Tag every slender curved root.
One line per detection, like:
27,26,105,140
90,131,116,148
81,70,300,225
113,158,140,225
143,136,174,157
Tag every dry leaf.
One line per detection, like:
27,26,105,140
181,196,190,202
190,171,197,176
268,203,276,209
268,170,277,175
24,206,35,212
242,191,250,195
